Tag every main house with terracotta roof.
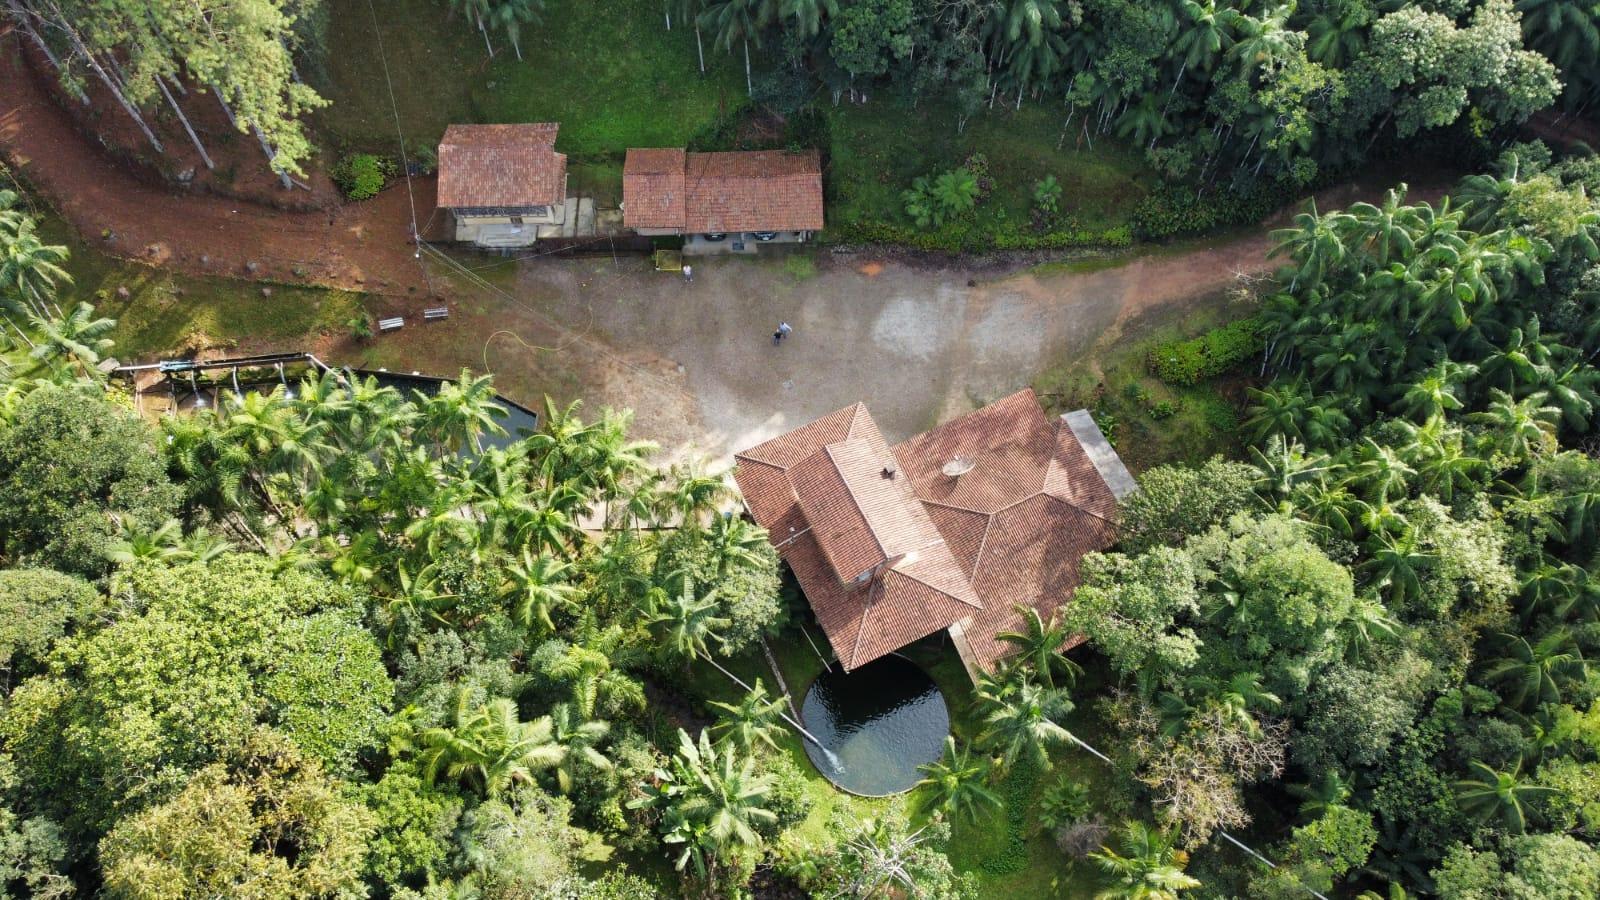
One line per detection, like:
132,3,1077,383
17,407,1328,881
436,124,568,248
623,148,823,253
733,390,1136,679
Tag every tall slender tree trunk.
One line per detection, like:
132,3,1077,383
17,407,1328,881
695,24,705,73
664,3,671,29
50,7,165,153
479,17,494,57
7,1,88,104
1160,60,1187,128
743,39,752,96
157,77,214,169
211,85,291,189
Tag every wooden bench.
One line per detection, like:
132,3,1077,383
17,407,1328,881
423,307,449,322
378,317,404,333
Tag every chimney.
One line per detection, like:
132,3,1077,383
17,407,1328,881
881,463,897,479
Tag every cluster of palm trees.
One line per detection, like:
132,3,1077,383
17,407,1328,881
1261,177,1600,441
0,191,115,381
904,606,1205,895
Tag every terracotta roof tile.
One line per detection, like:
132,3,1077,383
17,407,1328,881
437,124,566,209
622,149,686,229
622,148,824,233
736,390,1130,676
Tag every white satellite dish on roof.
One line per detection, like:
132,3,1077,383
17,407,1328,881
941,456,975,478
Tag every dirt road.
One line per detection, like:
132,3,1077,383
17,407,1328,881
0,34,432,298
1,30,1443,461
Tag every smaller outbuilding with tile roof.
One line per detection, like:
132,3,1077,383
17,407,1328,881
623,148,823,253
437,123,568,248
733,389,1136,679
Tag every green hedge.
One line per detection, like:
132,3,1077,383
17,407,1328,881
828,220,1133,254
1147,316,1265,386
1131,182,1292,241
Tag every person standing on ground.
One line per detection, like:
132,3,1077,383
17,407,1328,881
683,264,693,283
778,321,793,340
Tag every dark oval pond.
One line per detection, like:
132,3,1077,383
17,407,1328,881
800,654,950,796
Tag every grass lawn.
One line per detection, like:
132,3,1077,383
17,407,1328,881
826,96,1153,237
671,620,1132,899
316,0,745,158
1034,279,1255,472
313,0,1153,241
33,215,364,363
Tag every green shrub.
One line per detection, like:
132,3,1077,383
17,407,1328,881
1146,316,1265,386
331,154,395,201
828,219,1132,254
1131,182,1292,241
902,168,980,229
1149,399,1180,420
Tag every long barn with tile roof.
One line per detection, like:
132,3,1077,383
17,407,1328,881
733,389,1136,678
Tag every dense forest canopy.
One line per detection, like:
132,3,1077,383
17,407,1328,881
10,138,1600,893
667,0,1593,192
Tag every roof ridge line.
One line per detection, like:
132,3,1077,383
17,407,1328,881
731,453,788,471
970,515,996,583
1041,491,1118,527
918,497,990,515
888,564,983,610
823,441,891,565
847,574,883,669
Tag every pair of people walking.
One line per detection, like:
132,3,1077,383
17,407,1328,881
772,321,793,345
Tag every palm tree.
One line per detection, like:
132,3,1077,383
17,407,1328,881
1483,629,1586,709
1270,202,1350,292
28,302,115,375
649,574,732,662
701,514,768,577
778,0,835,37
501,548,578,633
1341,186,1422,268
483,0,545,61
1227,4,1298,79
997,604,1082,688
545,625,647,718
0,215,72,317
1287,770,1353,819
419,369,506,455
628,728,777,879
1452,758,1558,833
1302,0,1370,67
420,693,562,799
1166,0,1238,96
105,517,191,565
1471,389,1559,458
658,459,730,526
546,701,612,793
1396,360,1475,422
709,678,787,752
699,0,765,95
916,735,1001,824
1364,527,1434,607
977,672,1076,772
1089,821,1201,898
527,396,599,491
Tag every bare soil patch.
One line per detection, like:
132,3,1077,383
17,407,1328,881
0,33,433,299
